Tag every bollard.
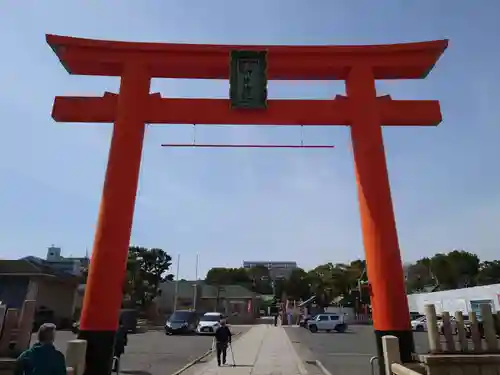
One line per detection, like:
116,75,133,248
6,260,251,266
0,309,19,355
0,305,7,337
454,311,468,352
15,300,36,352
65,339,87,375
480,304,498,351
424,304,441,353
382,336,401,375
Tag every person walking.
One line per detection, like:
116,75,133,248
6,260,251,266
112,319,128,372
214,319,232,366
14,323,67,375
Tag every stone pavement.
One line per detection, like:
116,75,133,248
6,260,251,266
183,325,306,375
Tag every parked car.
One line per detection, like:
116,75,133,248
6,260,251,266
411,315,443,332
165,310,199,335
307,313,347,333
438,316,457,335
437,315,470,335
72,309,138,334
465,314,500,338
196,312,224,335
410,312,424,321
410,316,427,332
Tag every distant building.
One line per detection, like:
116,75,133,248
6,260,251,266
0,259,80,323
157,280,260,323
44,245,89,276
242,261,297,280
21,246,89,277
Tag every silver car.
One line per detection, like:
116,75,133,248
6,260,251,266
307,313,347,333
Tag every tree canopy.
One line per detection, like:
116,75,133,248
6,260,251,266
203,260,368,306
81,246,174,308
84,246,500,310
206,267,251,285
405,249,489,293
125,246,174,306
203,249,500,306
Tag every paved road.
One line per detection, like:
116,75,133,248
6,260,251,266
33,327,250,375
285,326,431,375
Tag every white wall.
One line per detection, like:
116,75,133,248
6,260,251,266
36,278,77,319
408,284,500,314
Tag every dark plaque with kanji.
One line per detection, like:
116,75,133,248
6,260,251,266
230,50,268,109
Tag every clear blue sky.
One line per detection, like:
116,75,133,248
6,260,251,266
1,1,499,280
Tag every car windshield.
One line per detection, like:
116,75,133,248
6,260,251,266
170,311,193,322
201,315,220,322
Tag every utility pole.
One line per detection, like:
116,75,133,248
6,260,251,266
193,253,199,310
173,254,180,311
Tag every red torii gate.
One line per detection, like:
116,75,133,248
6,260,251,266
47,34,447,375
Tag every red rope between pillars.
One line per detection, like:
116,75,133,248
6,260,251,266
160,144,335,149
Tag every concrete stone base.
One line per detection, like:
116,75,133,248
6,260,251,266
0,358,16,375
419,353,500,374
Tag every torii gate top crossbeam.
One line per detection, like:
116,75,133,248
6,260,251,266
46,34,448,80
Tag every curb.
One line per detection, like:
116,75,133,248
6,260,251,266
285,329,319,375
147,325,164,331
170,331,243,375
285,332,308,375
315,360,333,375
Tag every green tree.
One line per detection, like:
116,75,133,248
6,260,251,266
405,259,435,293
247,265,272,294
273,278,287,300
307,264,335,307
206,267,232,285
284,268,311,301
304,261,369,307
446,250,480,287
125,246,174,307
140,247,174,288
205,267,251,285
347,260,371,306
330,263,357,296
232,268,253,284
430,250,480,289
247,265,270,282
477,261,500,285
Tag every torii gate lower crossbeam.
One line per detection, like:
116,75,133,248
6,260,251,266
46,34,447,375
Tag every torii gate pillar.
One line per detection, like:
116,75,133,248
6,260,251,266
347,65,414,353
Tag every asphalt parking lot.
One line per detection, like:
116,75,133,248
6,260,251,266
285,325,431,375
34,326,250,375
